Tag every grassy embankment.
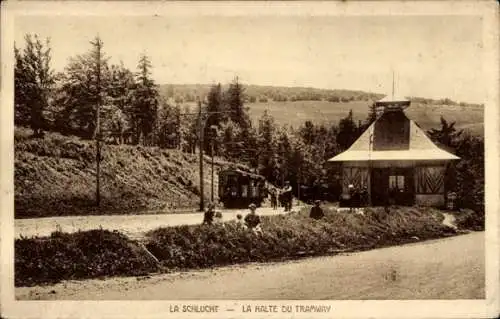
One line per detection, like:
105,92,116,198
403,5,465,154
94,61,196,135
15,127,249,218
16,206,467,287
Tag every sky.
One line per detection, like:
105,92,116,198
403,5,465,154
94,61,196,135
14,14,484,103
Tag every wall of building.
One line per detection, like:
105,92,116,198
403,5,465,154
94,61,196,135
341,160,450,207
415,194,445,207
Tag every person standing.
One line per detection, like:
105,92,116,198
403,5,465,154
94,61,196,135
309,200,325,220
270,189,278,210
282,181,293,212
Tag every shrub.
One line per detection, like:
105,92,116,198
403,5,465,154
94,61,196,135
146,207,455,271
15,229,159,287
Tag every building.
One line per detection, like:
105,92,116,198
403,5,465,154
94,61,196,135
327,95,459,207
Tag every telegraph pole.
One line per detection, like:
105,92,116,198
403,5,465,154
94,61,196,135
92,36,103,207
180,107,234,212
198,101,204,212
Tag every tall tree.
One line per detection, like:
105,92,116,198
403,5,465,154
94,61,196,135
276,126,292,186
180,105,197,153
156,98,181,148
204,83,224,154
54,36,110,138
257,110,278,181
14,34,55,136
132,54,159,145
225,77,250,130
216,119,242,160
299,120,316,146
336,110,361,151
14,45,30,126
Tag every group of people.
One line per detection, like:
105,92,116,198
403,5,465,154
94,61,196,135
203,197,325,236
202,202,263,234
269,181,293,212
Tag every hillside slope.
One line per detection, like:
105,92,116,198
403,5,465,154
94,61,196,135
246,101,484,135
15,128,250,218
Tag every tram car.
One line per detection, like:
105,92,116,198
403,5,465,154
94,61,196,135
218,169,267,208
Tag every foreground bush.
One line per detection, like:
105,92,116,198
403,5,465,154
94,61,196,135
145,206,456,270
15,229,159,287
453,208,485,231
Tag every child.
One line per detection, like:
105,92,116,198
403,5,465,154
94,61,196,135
202,203,216,225
309,200,325,220
214,211,224,225
244,203,262,234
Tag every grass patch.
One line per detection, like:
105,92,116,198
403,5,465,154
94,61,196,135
451,208,485,231
15,229,159,287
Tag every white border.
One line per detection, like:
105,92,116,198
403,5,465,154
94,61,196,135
1,1,498,318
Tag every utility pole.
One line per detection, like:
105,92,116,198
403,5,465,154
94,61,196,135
92,36,103,207
180,108,235,212
198,101,204,212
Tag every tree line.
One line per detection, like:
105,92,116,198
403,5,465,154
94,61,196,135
14,34,366,188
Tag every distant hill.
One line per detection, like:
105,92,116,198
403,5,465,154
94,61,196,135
159,84,484,136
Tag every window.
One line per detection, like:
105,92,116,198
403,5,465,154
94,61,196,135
389,175,405,191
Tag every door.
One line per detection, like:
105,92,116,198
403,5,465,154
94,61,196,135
388,168,415,205
371,168,389,206
371,167,415,206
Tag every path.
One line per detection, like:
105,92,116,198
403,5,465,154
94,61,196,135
16,232,484,300
15,206,302,239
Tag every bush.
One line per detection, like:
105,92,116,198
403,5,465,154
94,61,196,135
15,229,159,287
146,207,455,271
454,209,485,231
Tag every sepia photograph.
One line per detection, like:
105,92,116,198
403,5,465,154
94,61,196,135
1,1,498,318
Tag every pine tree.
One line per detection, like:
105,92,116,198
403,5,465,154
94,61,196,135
427,116,463,150
179,105,197,153
156,98,181,148
216,120,242,160
204,83,223,154
257,110,278,182
14,45,30,126
104,62,135,144
132,54,159,145
14,34,55,137
225,77,250,130
299,120,316,146
336,110,360,151
54,36,109,138
276,126,292,186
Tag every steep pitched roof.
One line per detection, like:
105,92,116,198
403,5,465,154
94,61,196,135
328,112,460,162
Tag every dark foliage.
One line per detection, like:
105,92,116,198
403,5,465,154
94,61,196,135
15,229,159,287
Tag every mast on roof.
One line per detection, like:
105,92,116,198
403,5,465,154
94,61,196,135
392,70,395,100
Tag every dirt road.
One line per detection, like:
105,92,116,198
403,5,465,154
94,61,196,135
17,231,484,300
15,206,298,239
